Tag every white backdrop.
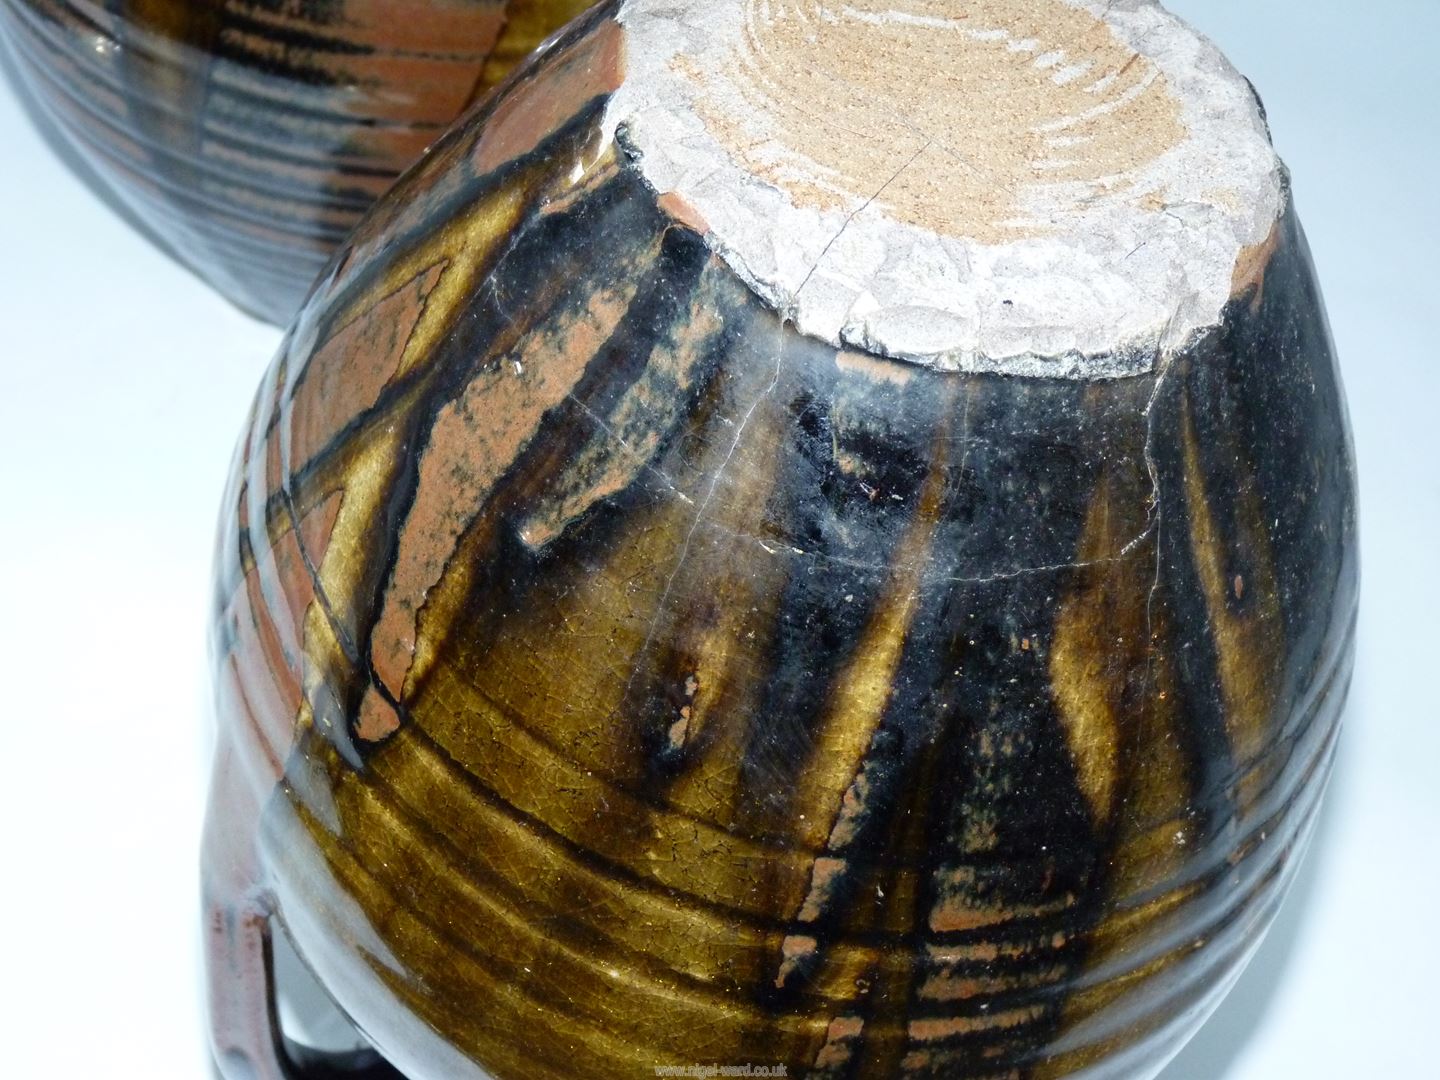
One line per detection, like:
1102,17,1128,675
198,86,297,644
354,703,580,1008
0,1,1435,1076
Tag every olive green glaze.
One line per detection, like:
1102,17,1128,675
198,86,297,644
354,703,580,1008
0,0,595,323
204,5,1356,1077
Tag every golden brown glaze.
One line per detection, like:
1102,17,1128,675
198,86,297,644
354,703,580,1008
204,5,1356,1078
0,0,596,322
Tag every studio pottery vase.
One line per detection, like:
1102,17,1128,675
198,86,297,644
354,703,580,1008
204,2,1358,1077
0,0,594,323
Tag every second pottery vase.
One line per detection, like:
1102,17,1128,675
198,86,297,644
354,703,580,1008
203,1,1358,1077
0,0,594,323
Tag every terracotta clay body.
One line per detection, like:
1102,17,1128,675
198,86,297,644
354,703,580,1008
0,0,593,323
204,2,1357,1077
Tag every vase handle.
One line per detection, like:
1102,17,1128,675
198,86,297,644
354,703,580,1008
203,736,404,1080
204,885,405,1080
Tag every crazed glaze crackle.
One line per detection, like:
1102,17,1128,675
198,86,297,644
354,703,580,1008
203,3,1357,1078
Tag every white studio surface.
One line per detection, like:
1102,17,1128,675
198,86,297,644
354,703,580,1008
0,1,1435,1077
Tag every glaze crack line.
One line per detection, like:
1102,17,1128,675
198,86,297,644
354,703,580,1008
945,536,1155,586
618,328,785,701
563,391,695,506
1141,314,1183,671
746,521,1155,583
957,386,974,479
479,209,540,336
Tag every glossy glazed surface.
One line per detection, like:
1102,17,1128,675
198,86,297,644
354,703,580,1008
0,0,594,323
204,5,1357,1077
